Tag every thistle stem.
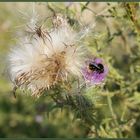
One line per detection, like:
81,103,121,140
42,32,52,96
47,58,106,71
107,94,123,138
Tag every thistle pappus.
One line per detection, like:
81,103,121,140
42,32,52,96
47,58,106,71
8,14,88,98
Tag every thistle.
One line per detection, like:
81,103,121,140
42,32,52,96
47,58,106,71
8,14,87,98
82,58,108,85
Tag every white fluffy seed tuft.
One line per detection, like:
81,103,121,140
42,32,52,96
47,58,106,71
8,14,89,97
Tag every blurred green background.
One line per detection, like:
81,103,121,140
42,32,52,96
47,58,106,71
0,2,140,138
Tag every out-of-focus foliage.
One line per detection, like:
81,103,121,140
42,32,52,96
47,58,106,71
0,2,140,138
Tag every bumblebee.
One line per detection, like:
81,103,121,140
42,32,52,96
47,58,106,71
89,63,104,74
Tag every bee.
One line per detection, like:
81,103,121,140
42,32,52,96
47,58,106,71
89,63,104,74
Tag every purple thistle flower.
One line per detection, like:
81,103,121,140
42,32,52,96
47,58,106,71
82,58,108,85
